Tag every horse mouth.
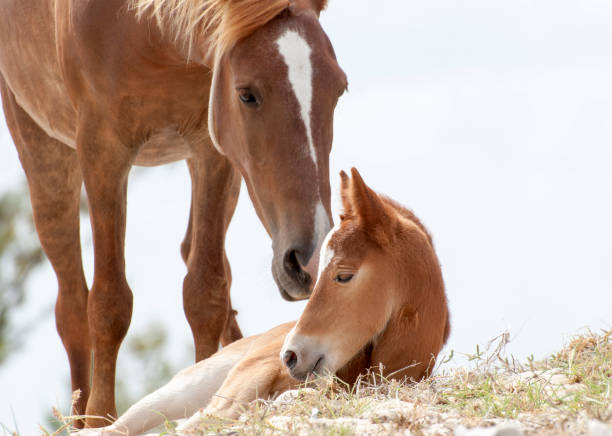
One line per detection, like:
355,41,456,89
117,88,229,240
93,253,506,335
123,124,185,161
311,355,325,376
272,264,312,301
279,287,298,302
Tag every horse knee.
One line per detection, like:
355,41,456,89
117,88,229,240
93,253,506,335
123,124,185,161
183,269,229,314
183,271,230,359
88,279,133,347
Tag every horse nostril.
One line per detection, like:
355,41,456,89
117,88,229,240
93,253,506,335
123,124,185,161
283,249,310,287
283,350,298,370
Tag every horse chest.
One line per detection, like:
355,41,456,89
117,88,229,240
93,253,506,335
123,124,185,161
134,127,194,167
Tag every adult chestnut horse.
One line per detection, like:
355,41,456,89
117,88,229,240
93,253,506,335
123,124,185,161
0,0,346,426
77,169,451,435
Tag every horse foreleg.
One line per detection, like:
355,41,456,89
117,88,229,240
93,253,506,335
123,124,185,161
181,195,242,350
177,348,293,432
182,153,242,361
0,80,91,427
76,121,135,426
182,211,242,349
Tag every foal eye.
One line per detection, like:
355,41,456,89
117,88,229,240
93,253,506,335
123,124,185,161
238,89,259,107
335,273,354,284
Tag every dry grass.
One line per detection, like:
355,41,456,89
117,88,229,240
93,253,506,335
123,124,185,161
46,329,611,435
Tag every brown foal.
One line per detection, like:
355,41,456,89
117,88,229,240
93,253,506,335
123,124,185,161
76,168,450,435
0,0,346,426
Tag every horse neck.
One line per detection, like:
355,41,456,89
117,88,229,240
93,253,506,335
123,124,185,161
126,7,209,66
370,301,447,382
335,343,374,385
371,235,448,381
335,272,448,385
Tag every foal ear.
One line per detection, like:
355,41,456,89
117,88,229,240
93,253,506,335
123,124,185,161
349,168,390,232
339,170,352,218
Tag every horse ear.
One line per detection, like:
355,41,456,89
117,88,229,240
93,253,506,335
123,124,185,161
313,0,329,13
339,170,352,218
291,0,328,16
349,168,390,232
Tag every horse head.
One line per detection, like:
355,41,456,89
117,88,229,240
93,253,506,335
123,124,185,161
281,168,450,381
205,1,347,300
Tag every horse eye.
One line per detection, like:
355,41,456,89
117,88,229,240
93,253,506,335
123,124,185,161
238,89,259,107
335,273,354,284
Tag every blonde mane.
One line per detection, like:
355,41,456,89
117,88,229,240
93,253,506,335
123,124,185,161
131,0,290,58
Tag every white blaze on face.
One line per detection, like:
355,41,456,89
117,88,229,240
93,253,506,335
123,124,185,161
317,222,340,283
277,31,327,266
276,30,316,167
313,201,329,246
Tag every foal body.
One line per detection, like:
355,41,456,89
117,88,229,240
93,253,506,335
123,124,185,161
81,169,450,435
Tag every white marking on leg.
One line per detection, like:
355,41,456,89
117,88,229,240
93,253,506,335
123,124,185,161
276,30,316,167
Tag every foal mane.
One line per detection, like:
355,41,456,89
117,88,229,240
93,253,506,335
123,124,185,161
381,195,435,247
131,0,290,58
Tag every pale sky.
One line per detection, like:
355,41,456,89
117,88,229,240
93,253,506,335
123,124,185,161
1,1,612,433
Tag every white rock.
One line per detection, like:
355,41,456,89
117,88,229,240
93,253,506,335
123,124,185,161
455,422,524,436
503,369,581,397
273,388,318,405
268,415,413,435
588,420,612,436
360,399,415,421
548,373,571,385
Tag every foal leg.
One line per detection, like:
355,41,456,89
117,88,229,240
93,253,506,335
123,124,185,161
76,120,135,426
0,81,90,425
76,347,246,436
178,343,295,429
182,151,242,361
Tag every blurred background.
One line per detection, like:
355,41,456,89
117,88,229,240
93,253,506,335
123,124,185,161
1,0,611,433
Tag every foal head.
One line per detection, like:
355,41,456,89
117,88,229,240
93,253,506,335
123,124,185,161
206,1,346,300
281,168,450,381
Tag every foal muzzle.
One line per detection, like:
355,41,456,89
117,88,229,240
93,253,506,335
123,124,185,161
280,331,330,381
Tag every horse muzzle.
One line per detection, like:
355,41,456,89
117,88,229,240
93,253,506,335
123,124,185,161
281,330,330,381
272,243,319,301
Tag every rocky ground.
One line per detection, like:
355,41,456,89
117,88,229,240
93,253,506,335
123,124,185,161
179,329,611,436
50,329,611,435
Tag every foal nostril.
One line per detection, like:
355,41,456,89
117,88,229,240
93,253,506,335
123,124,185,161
283,249,311,287
283,350,298,370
